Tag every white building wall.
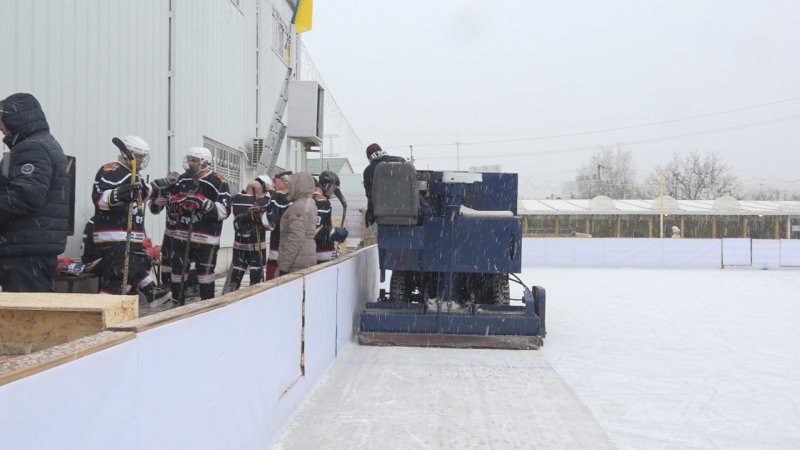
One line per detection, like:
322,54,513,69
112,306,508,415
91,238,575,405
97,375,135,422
0,0,169,257
0,0,324,259
170,0,249,166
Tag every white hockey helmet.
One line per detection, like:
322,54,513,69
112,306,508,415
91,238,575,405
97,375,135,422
183,146,213,171
121,135,150,170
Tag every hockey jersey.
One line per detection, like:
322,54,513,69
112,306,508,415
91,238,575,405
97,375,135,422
168,170,231,245
230,192,270,251
266,190,292,259
314,195,336,261
91,161,150,247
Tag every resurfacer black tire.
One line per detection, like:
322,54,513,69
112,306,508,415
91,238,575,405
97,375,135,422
492,274,511,305
389,271,410,302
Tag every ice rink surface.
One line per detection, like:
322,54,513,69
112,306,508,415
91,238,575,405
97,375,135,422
277,268,800,449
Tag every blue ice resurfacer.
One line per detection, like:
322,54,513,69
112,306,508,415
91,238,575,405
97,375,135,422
358,162,546,349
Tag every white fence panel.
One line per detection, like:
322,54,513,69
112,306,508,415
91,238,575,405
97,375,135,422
722,239,751,266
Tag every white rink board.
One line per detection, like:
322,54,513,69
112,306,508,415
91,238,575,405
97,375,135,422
0,249,379,450
523,237,800,269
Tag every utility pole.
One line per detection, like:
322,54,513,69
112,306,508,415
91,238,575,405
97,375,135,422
455,134,461,170
409,145,415,165
659,170,665,238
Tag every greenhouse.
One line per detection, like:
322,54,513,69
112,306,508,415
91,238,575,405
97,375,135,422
519,196,800,239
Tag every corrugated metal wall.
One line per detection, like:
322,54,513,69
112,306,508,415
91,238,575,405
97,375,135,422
0,0,169,257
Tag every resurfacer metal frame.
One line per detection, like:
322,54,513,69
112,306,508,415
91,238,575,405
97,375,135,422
358,163,546,349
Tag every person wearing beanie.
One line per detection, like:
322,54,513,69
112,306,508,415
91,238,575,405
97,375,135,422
362,143,406,227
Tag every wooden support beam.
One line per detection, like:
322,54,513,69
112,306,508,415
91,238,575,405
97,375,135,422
0,293,137,356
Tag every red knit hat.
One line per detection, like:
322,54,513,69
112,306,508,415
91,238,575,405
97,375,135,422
366,143,385,161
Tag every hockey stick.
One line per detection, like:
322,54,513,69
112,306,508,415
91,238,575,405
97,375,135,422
112,137,137,295
177,209,195,306
176,175,200,305
252,186,265,276
334,187,348,254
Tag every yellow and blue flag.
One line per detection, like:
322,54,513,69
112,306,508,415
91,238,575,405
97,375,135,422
292,0,313,33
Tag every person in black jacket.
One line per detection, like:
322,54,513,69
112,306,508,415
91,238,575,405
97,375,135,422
0,93,70,292
362,143,406,227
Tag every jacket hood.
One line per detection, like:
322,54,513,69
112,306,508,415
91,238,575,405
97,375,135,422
1,93,49,147
286,172,315,201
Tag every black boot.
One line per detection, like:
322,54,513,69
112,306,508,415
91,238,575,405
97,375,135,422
138,282,172,309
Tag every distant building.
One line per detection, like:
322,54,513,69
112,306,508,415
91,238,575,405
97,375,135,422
306,157,354,175
519,195,800,239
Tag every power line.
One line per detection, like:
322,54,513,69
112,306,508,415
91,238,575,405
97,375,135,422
417,113,800,161
386,95,800,149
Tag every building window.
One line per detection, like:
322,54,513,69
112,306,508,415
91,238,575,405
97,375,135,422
272,8,290,65
204,137,243,195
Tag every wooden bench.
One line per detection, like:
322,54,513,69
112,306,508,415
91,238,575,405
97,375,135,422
53,273,99,293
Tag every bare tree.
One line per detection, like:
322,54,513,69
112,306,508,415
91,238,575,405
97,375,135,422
575,146,639,199
741,184,800,201
644,150,739,200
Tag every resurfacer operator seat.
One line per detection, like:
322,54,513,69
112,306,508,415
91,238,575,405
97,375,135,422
372,161,419,226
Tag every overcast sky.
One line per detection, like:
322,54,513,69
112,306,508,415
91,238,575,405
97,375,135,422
302,0,800,197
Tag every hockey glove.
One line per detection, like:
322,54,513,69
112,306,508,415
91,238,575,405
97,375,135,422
151,172,179,192
330,227,349,243
248,206,264,223
201,198,215,214
112,182,142,204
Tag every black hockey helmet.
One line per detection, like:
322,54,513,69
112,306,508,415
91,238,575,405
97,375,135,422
319,170,340,190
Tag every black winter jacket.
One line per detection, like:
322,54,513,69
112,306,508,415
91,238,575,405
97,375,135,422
0,93,70,257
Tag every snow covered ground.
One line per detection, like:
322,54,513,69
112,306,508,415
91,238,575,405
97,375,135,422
277,267,800,449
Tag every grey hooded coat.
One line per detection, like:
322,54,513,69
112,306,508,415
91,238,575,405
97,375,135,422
277,172,318,273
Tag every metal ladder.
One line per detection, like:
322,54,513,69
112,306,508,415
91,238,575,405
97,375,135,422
257,66,293,176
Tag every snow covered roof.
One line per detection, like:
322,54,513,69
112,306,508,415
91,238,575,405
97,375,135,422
519,197,800,216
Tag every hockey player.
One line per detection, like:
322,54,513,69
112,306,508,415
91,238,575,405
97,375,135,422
314,171,348,263
265,170,293,280
168,147,231,302
227,180,270,292
90,136,171,306
148,170,183,290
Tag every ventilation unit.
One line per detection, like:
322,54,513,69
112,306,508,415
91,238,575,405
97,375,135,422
249,137,266,167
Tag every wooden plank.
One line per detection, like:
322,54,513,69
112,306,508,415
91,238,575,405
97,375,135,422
358,332,542,350
0,293,137,355
0,331,134,387
109,272,306,333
